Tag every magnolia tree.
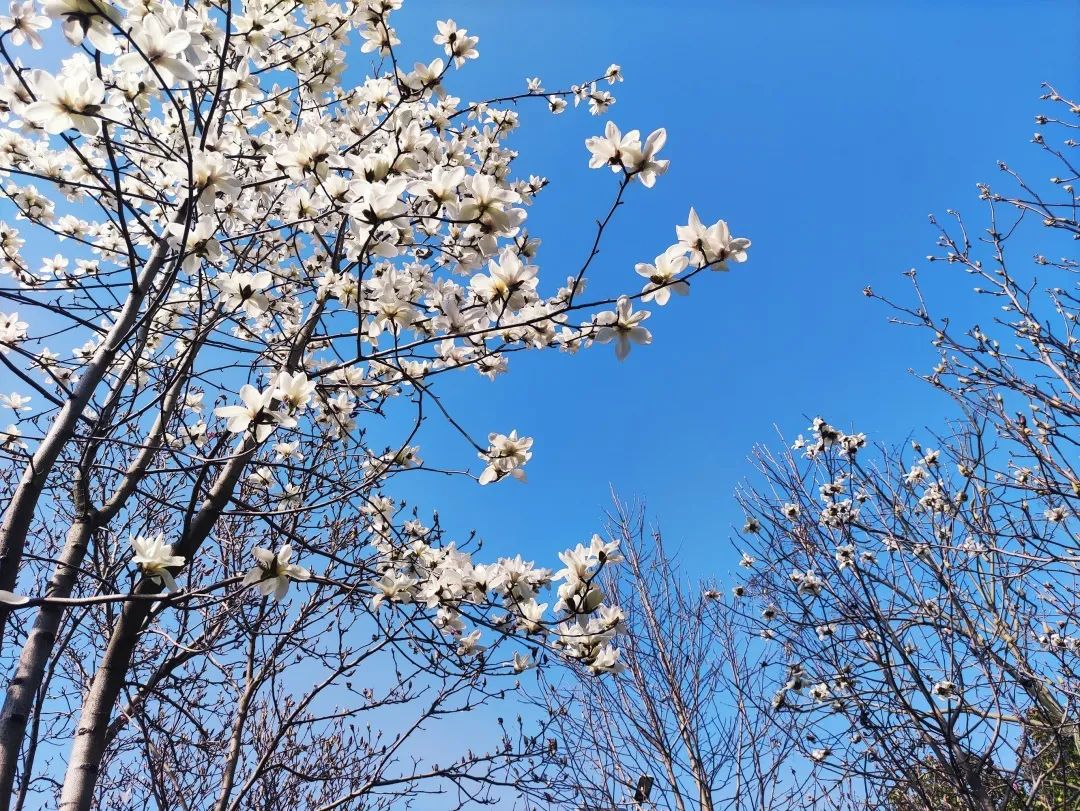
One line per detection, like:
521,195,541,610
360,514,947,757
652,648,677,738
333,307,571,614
731,89,1079,811
0,0,752,808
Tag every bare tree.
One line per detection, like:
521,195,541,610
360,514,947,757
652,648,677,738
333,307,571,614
536,500,813,811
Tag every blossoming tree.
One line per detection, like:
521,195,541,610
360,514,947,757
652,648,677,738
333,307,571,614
0,0,751,808
731,89,1079,811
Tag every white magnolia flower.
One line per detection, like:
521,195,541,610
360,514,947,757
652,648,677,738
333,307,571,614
676,208,751,269
629,127,668,187
114,14,199,83
0,424,27,452
245,465,274,490
273,441,303,462
42,0,119,52
371,572,417,610
182,390,204,413
0,392,30,411
637,245,689,305
586,644,624,675
215,383,295,442
131,533,185,592
273,370,315,413
433,19,478,67
242,545,311,601
166,220,222,273
214,271,273,318
512,651,534,673
23,67,110,135
932,679,958,700
0,313,27,349
1044,506,1069,522
594,296,651,361
585,121,640,173
470,249,537,311
456,629,485,656
0,1,51,49
478,430,533,485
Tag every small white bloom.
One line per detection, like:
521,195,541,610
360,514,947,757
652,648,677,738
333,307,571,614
593,296,651,361
242,545,311,601
131,533,185,592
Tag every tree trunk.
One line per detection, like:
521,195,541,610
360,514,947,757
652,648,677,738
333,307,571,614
0,519,94,806
56,591,154,811
57,441,254,811
0,361,194,809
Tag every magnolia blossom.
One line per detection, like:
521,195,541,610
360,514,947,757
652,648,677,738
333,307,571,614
0,392,30,411
631,128,668,187
512,651,534,673
42,0,119,52
470,249,538,311
273,371,315,413
637,245,690,305
433,19,478,67
371,572,417,610
585,122,667,186
166,221,222,273
0,313,27,348
214,271,272,318
0,1,50,49
456,629,485,656
931,679,959,700
585,121,642,173
478,430,533,485
215,383,296,442
0,424,27,452
186,150,241,201
273,441,303,462
131,533,185,592
114,14,199,83
676,208,752,269
585,643,623,675
23,67,110,135
242,545,311,601
593,296,651,361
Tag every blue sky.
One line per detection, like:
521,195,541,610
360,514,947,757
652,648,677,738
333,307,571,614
3,1,1076,578
381,1,1079,576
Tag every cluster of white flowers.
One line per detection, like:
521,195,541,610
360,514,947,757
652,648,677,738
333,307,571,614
0,0,755,480
0,0,760,694
792,418,867,460
368,517,626,673
477,430,533,485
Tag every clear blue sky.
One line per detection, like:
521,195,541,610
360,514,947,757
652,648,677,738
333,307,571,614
4,2,1076,578
382,1,1079,576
